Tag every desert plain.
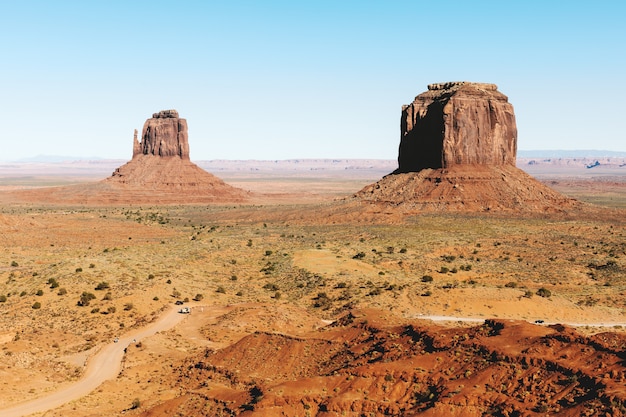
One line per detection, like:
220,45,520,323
0,158,625,416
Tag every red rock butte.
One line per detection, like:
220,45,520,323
7,110,250,205
100,109,249,203
354,82,582,214
397,82,517,172
133,109,190,160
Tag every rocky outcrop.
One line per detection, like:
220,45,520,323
397,82,517,173
133,109,190,160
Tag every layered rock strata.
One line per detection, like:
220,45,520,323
133,109,190,159
397,82,517,173
352,82,580,214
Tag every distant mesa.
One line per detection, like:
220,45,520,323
354,82,582,213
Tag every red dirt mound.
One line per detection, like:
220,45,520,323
138,309,626,416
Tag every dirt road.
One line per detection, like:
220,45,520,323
0,305,187,417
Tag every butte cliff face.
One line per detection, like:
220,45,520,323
354,82,581,214
133,109,190,160
397,82,517,173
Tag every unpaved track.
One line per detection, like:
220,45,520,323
0,305,187,417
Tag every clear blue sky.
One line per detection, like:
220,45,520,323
1,1,624,161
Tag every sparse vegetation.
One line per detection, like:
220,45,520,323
78,292,96,306
536,287,552,298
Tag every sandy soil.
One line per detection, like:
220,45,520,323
0,162,624,416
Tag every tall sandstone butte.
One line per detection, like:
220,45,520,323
133,109,190,160
396,82,517,173
352,81,581,214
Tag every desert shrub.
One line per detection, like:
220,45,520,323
236,291,243,296
216,286,226,294
352,252,366,260
450,267,458,274
0,295,6,303
313,292,332,309
193,293,204,301
36,289,44,296
171,289,181,298
439,266,449,274
91,307,100,314
523,290,534,298
273,291,281,300
78,292,96,306
10,261,18,267
75,267,83,273
399,248,407,253
32,302,41,309
422,275,434,283
230,275,238,281
263,283,279,291
265,250,273,256
368,287,382,296
103,292,113,301
260,262,275,274
536,288,552,298
441,255,456,262
153,296,159,301
57,288,67,295
386,246,395,254
504,281,517,288
421,290,432,297
89,263,95,268
107,306,116,314
336,282,348,289
183,297,189,302
147,273,155,279
20,291,27,297
95,281,110,291
124,303,133,311
131,398,141,410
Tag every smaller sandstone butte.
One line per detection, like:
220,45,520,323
99,109,249,203
133,109,190,160
397,82,517,173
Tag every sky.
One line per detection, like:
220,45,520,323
1,1,624,161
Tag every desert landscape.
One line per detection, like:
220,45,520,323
0,83,625,416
